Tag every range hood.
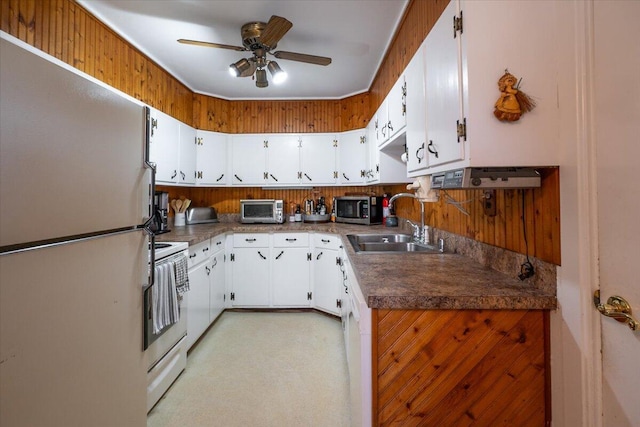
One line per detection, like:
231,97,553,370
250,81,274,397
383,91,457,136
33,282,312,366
430,167,541,189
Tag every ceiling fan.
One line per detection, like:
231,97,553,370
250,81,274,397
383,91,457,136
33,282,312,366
178,15,332,88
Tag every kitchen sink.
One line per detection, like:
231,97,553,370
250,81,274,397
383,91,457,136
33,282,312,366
346,234,442,254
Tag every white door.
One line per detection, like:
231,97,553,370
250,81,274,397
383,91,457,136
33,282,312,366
300,134,337,185
272,247,310,306
231,135,267,185
266,135,300,185
594,2,640,426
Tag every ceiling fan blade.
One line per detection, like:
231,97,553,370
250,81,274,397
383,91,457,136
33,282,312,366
273,51,332,66
177,38,245,52
260,15,293,48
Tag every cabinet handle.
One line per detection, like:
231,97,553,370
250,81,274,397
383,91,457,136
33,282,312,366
216,174,224,182
285,238,297,242
269,174,278,182
321,239,330,243
388,120,393,133
216,241,223,246
189,253,197,259
257,251,266,260
205,266,210,275
316,251,323,260
180,171,185,180
382,123,387,138
304,173,312,181
275,250,284,260
171,170,177,179
245,238,257,242
416,142,425,164
427,140,439,158
234,174,243,182
342,173,350,181
212,258,217,268
203,247,209,253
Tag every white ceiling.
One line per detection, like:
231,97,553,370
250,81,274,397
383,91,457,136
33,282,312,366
78,0,409,100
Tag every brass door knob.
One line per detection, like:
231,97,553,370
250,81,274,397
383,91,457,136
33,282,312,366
594,290,639,331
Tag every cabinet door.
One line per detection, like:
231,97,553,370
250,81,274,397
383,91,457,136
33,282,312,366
149,109,180,184
230,248,269,306
313,248,342,315
196,131,228,185
300,134,337,185
231,135,267,185
272,247,310,307
405,42,428,175
366,136,380,184
209,251,225,323
424,0,464,168
178,123,196,185
339,130,367,184
187,261,210,350
387,75,407,143
265,135,300,185
375,101,388,146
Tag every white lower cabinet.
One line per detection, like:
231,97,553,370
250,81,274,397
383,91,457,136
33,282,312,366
186,234,226,350
230,233,270,306
186,258,210,350
209,249,225,322
272,233,311,307
313,234,343,315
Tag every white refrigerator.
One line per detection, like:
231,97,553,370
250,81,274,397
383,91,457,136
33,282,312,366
0,33,152,426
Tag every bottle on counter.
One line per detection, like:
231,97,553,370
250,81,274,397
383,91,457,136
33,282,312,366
295,204,302,222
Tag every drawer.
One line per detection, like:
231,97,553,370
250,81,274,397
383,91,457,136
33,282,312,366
273,233,309,247
211,233,225,253
188,239,211,267
314,233,341,250
233,233,269,248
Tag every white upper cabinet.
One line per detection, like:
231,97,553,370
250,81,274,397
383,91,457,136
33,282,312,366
300,134,338,185
413,0,562,175
195,130,228,186
386,74,407,144
338,129,368,185
178,123,197,185
423,0,464,170
230,135,267,185
149,109,180,184
405,42,427,175
264,135,300,185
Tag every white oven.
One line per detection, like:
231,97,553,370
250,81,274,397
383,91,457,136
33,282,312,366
145,241,189,412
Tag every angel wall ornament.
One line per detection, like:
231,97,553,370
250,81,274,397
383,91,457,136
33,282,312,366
493,70,536,122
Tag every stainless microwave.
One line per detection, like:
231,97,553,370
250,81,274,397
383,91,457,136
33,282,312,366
240,199,284,224
335,196,383,225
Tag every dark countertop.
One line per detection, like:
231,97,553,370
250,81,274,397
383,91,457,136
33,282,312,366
157,221,556,310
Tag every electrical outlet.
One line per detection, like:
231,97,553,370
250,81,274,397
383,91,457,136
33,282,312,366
483,190,496,217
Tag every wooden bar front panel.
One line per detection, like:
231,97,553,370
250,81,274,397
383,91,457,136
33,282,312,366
373,309,549,426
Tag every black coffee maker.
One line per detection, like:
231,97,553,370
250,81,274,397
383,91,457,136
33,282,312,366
152,191,169,233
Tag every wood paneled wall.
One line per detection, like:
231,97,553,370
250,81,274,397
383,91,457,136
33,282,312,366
2,0,561,265
193,95,370,134
373,308,550,426
0,0,194,124
369,0,449,111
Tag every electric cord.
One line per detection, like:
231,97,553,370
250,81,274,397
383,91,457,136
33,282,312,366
518,189,535,280
441,190,474,216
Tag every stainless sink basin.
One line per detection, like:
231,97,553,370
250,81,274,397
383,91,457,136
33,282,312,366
347,234,442,254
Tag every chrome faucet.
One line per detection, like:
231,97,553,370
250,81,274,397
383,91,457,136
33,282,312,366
389,192,429,244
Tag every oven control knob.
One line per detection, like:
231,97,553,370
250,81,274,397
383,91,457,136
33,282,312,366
471,177,482,187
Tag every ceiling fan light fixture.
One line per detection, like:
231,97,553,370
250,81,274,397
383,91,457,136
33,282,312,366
229,58,251,77
267,61,287,84
255,68,269,88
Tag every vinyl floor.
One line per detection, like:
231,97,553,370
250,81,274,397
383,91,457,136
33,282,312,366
147,311,351,427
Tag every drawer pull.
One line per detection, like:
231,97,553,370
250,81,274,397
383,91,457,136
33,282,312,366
285,238,297,242
202,247,209,252
189,253,197,259
321,239,330,243
245,238,257,242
